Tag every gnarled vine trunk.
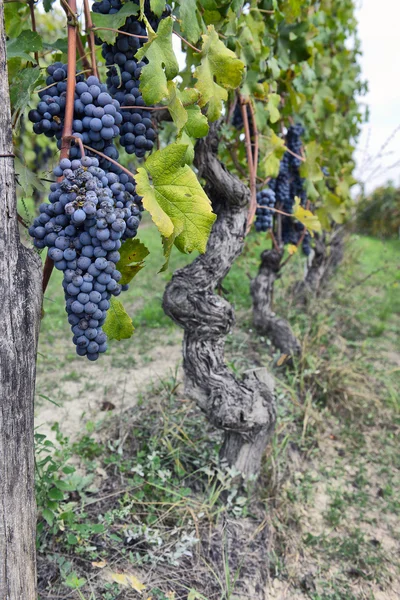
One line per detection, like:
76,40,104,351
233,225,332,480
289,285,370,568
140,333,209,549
0,4,42,598
251,249,301,357
294,228,345,302
162,123,276,477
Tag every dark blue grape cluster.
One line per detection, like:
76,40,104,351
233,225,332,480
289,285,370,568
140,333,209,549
28,67,122,161
29,157,141,360
92,0,167,157
255,188,276,232
28,63,83,138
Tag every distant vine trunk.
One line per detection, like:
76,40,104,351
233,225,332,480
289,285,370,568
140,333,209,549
294,228,345,302
162,123,276,477
0,3,42,598
251,249,301,357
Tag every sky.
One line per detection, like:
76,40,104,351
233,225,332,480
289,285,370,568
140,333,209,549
354,0,400,192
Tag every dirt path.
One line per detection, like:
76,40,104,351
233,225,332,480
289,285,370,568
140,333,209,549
34,331,183,441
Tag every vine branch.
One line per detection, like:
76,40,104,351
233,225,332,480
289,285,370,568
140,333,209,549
83,0,99,78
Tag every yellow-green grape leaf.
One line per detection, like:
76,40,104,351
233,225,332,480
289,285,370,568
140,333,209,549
266,93,281,124
178,0,202,43
287,244,298,255
136,17,179,105
91,4,139,44
103,298,134,341
166,81,188,134
259,127,286,178
135,143,216,254
300,141,323,182
194,26,245,121
185,105,209,138
160,221,184,272
118,238,150,285
149,0,165,17
293,197,322,236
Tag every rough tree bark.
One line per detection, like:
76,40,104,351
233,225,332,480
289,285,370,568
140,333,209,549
293,228,345,302
250,249,301,356
162,123,276,477
0,2,43,598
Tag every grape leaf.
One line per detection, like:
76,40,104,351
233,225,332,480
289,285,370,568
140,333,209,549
166,82,209,139
6,30,42,61
103,298,134,341
150,0,165,17
91,4,139,45
118,238,149,285
166,81,188,134
9,67,42,114
300,141,323,182
194,26,245,121
266,93,281,124
259,127,286,178
14,157,46,197
177,0,202,43
135,143,216,254
293,197,322,236
135,17,179,104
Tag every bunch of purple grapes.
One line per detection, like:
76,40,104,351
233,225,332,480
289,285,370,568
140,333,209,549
29,157,141,360
255,188,276,232
92,0,169,157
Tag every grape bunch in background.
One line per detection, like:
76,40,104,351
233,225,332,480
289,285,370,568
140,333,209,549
93,0,170,158
255,188,276,232
29,157,141,360
263,124,311,254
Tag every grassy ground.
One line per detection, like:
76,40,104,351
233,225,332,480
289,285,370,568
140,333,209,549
34,229,400,600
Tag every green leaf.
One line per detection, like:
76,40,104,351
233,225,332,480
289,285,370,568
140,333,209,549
43,38,69,54
185,105,209,138
103,298,135,341
48,487,64,501
194,26,245,121
14,157,46,197
135,144,216,255
166,81,189,134
266,93,281,124
118,238,149,285
136,17,179,104
150,0,165,16
6,30,42,61
42,508,54,525
300,141,323,182
259,127,286,178
178,0,202,43
91,4,139,44
9,68,42,114
166,82,209,139
65,573,86,589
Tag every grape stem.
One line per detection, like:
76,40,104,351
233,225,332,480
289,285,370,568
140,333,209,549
17,213,28,229
269,229,280,252
66,135,85,158
247,100,259,232
173,30,202,53
240,96,257,235
91,26,148,40
76,31,92,73
28,0,39,64
82,144,136,180
83,0,99,79
43,0,78,295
